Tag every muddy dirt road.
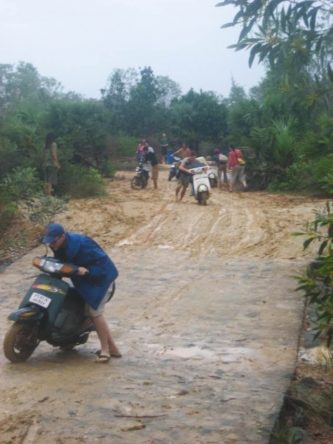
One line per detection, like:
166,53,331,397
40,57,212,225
0,169,325,443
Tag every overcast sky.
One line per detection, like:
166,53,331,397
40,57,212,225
0,0,265,99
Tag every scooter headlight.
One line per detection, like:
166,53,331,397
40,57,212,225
198,184,208,192
208,173,215,179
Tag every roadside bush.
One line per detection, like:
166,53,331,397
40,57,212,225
269,161,312,192
0,166,43,200
99,159,117,178
312,155,333,196
58,164,105,198
296,202,333,345
0,166,43,237
107,134,137,158
0,201,17,236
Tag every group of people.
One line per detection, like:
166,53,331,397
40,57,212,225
212,144,247,192
43,131,247,198
39,136,247,365
173,143,247,200
135,138,247,199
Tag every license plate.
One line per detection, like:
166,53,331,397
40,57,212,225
29,292,51,308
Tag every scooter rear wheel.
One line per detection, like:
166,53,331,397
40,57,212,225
3,323,39,363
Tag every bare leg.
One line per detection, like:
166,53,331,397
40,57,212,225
152,166,158,189
179,185,187,201
175,184,182,200
92,314,121,357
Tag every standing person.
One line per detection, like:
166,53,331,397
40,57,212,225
136,139,146,162
213,148,228,189
43,133,60,196
213,147,227,188
42,223,121,363
175,149,199,201
160,133,169,164
227,144,247,192
173,142,191,159
143,141,159,189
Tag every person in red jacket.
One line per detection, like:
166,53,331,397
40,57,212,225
227,144,247,192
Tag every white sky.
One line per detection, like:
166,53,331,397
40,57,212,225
0,0,265,98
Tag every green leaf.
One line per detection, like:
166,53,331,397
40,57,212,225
309,7,319,31
303,237,315,250
318,240,328,255
248,43,262,67
221,22,236,29
328,63,333,83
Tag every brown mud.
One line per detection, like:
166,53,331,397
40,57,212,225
0,168,328,443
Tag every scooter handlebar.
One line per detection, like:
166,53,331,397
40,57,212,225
32,256,79,277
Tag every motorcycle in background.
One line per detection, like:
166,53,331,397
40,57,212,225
131,162,149,190
3,256,115,363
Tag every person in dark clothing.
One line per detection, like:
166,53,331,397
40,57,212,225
143,142,159,189
43,133,60,196
42,223,121,363
175,150,203,201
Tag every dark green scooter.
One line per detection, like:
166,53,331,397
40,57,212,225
3,256,115,363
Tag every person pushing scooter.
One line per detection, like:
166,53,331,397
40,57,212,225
42,223,121,363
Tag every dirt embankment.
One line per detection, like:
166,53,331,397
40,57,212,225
0,168,330,444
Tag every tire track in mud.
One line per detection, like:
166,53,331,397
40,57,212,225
53,172,320,260
114,183,317,259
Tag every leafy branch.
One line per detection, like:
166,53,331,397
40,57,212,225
295,202,333,346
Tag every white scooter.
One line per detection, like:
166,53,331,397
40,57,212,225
168,155,181,181
190,166,211,205
207,163,218,188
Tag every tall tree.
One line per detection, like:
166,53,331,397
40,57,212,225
101,68,138,131
170,89,228,148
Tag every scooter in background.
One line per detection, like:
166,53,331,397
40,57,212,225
168,154,181,181
190,166,211,205
207,164,218,188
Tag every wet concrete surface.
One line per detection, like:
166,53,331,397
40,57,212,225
0,247,304,443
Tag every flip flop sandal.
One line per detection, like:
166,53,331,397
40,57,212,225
95,350,122,358
95,354,111,363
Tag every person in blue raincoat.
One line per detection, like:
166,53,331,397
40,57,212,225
42,223,121,363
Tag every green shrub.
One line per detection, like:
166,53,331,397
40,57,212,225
58,164,105,198
269,161,312,192
0,202,17,236
0,167,42,201
99,159,117,178
107,135,138,158
312,154,333,196
295,202,333,345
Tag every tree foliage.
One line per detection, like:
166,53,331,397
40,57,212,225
170,89,228,148
296,202,333,345
216,1,333,75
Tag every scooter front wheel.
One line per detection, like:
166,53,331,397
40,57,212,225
198,192,208,205
3,323,39,363
131,176,144,190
